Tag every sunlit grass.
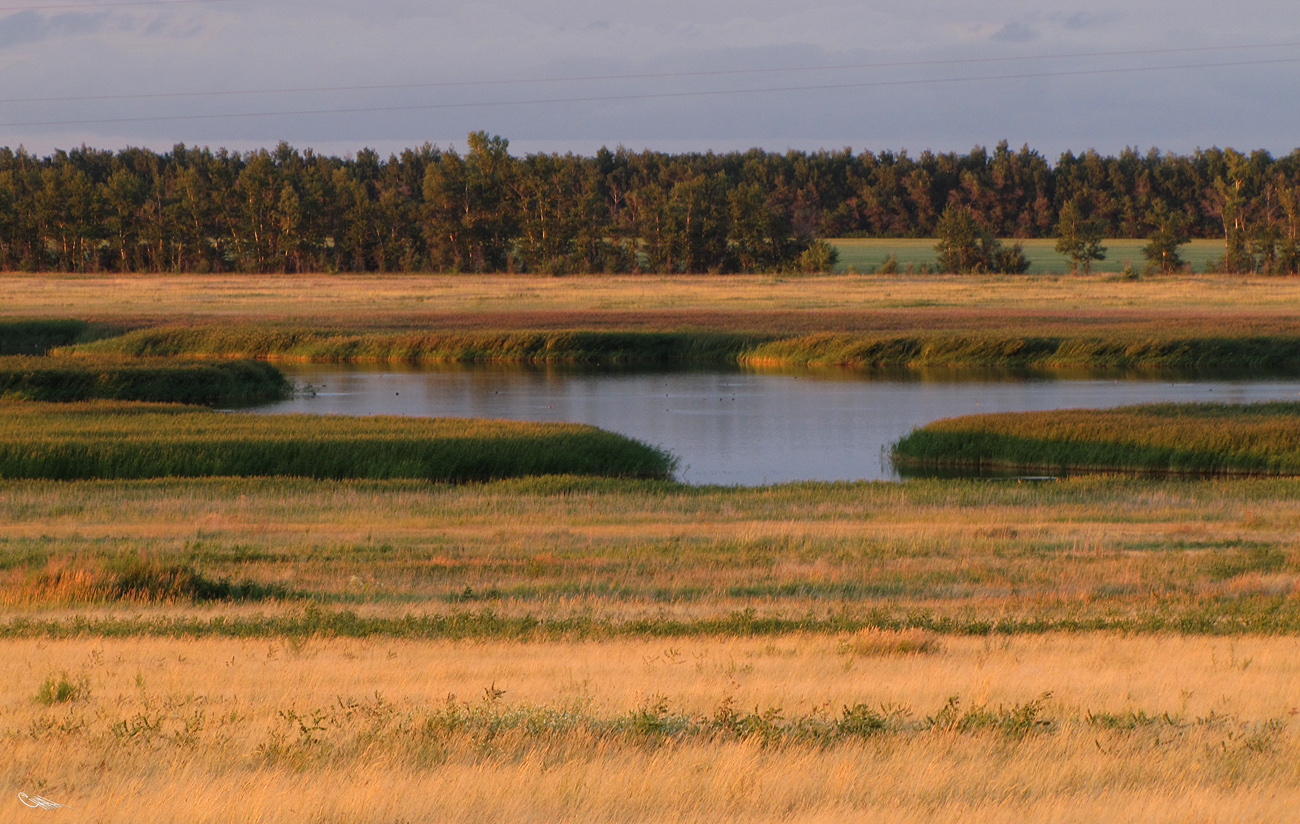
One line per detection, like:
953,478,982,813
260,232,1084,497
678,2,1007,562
3,634,1297,823
893,401,1300,475
6,272,1300,329
68,323,1300,371
1,476,1296,631
0,402,676,482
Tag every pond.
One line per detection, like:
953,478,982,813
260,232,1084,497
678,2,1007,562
247,364,1300,485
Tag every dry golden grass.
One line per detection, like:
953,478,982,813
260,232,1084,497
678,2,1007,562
5,273,1300,335
3,634,1297,823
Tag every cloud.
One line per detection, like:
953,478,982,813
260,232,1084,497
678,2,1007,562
1,0,1299,157
0,11,50,48
0,10,116,49
992,22,1037,42
1061,11,1122,31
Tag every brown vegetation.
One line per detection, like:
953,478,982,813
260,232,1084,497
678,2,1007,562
3,634,1297,822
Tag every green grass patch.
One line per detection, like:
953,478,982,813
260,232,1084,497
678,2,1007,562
0,356,290,405
892,400,1300,476
0,401,676,481
8,599,1300,639
34,671,88,704
829,238,1227,275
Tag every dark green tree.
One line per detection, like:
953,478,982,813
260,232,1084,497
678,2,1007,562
934,203,989,273
934,203,1029,273
1142,202,1191,274
1053,199,1107,274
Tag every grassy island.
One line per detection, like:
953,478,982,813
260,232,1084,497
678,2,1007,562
0,402,676,482
892,400,1300,476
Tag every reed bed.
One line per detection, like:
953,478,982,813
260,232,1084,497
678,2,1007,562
0,403,676,482
0,318,91,354
743,333,1300,370
73,323,1300,372
75,325,764,364
892,401,1300,475
0,355,289,404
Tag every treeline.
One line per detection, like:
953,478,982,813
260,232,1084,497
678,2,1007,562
2,133,1300,274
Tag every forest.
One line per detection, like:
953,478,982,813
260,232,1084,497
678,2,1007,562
1,133,1298,274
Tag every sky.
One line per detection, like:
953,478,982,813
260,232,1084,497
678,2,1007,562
1,0,1298,161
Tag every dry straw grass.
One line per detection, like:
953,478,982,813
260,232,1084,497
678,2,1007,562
2,634,1297,823
6,273,1300,335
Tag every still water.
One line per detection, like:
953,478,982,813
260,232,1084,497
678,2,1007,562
250,364,1300,485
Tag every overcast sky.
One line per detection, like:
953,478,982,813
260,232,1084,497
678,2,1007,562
2,0,1298,160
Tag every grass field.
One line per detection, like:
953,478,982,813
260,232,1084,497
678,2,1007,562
4,633,1298,823
5,270,1300,333
3,476,1300,820
830,238,1228,276
2,475,1298,630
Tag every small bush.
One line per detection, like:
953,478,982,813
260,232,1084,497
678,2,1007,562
35,671,87,705
838,628,944,657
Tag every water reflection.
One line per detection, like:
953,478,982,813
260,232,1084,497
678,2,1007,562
243,363,1300,486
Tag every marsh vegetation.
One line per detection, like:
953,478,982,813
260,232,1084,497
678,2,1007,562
893,401,1300,476
4,274,1300,821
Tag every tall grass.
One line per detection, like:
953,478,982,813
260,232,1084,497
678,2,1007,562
741,333,1300,370
75,324,1300,372
892,400,1300,475
3,634,1297,823
0,319,90,354
0,402,677,481
0,356,289,404
75,326,767,364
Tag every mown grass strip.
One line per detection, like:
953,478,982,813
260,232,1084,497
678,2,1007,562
892,400,1300,476
0,402,676,481
0,356,290,404
75,324,1300,372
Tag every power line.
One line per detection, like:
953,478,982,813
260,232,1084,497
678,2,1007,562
3,56,1299,129
3,41,1299,105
